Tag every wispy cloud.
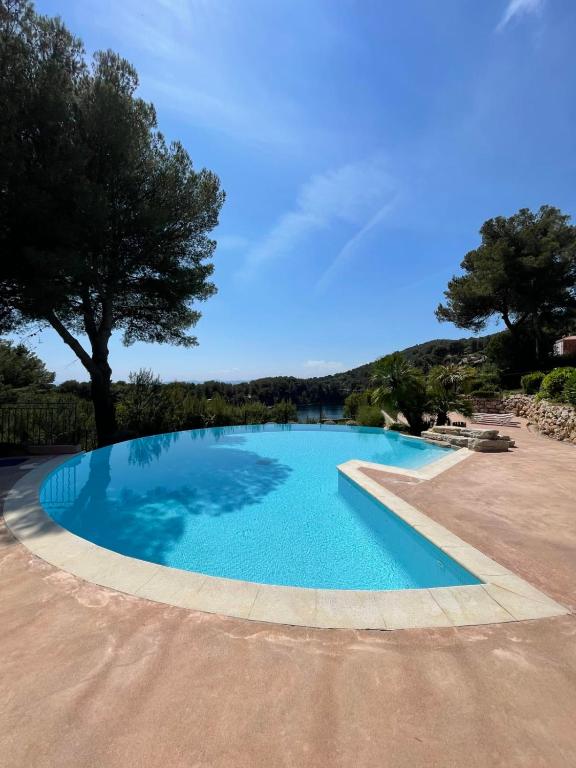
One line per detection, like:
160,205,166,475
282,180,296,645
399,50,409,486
496,0,545,32
238,155,396,279
89,0,305,147
315,196,398,292
303,360,344,372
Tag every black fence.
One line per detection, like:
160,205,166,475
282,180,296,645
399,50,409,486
0,401,95,451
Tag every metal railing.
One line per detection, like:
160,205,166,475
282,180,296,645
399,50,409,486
0,401,95,450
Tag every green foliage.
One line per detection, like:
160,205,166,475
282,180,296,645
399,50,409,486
485,329,545,375
0,1,224,445
520,372,545,395
563,371,576,407
57,380,92,399
0,340,54,401
426,364,473,425
400,335,490,371
343,391,371,419
114,371,298,436
467,365,501,395
356,405,384,428
269,400,298,423
116,369,169,436
437,206,576,362
538,367,576,402
371,353,428,435
471,389,502,399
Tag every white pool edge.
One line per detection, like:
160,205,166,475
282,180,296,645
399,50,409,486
3,454,569,631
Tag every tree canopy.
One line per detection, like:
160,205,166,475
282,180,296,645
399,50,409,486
0,339,54,399
436,206,576,362
0,0,224,445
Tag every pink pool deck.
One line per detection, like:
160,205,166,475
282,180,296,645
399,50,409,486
1,420,576,768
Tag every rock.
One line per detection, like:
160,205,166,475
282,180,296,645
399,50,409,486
467,429,499,439
448,436,471,447
469,438,511,452
421,431,443,440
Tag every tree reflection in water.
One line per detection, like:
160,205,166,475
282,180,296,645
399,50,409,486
44,430,292,564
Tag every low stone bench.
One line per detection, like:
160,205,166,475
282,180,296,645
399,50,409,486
421,425,514,452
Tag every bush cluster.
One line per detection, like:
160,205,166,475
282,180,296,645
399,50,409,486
521,366,576,406
355,405,384,427
116,384,299,437
537,367,576,402
562,370,576,407
520,371,545,395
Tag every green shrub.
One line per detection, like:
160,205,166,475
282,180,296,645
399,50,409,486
466,370,500,395
470,389,501,399
563,370,576,407
520,371,545,395
343,390,371,419
538,367,576,401
356,405,384,427
269,400,298,423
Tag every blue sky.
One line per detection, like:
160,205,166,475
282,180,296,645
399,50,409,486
21,0,576,382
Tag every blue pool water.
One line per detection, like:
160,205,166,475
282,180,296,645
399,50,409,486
40,424,480,590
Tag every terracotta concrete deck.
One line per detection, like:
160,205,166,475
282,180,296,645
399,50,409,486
1,422,575,768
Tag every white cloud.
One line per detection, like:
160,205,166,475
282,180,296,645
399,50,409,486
89,0,304,148
496,0,545,32
239,155,395,279
303,360,344,372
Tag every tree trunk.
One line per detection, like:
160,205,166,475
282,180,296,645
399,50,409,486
436,410,448,426
90,360,117,447
45,309,117,447
532,315,542,363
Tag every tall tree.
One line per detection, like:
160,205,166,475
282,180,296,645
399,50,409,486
436,206,576,362
0,1,225,445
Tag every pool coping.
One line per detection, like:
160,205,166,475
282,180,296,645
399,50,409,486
3,454,569,631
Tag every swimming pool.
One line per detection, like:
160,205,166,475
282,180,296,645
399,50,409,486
39,424,480,590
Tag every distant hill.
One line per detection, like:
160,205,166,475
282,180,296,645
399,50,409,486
196,333,493,405
298,333,492,395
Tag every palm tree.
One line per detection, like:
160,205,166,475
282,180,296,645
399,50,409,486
427,364,473,426
371,353,429,435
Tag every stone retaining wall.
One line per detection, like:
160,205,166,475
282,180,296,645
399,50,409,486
503,394,576,445
470,397,508,413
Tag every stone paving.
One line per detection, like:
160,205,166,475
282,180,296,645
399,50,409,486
1,421,575,768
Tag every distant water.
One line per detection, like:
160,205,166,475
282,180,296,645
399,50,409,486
296,404,344,422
